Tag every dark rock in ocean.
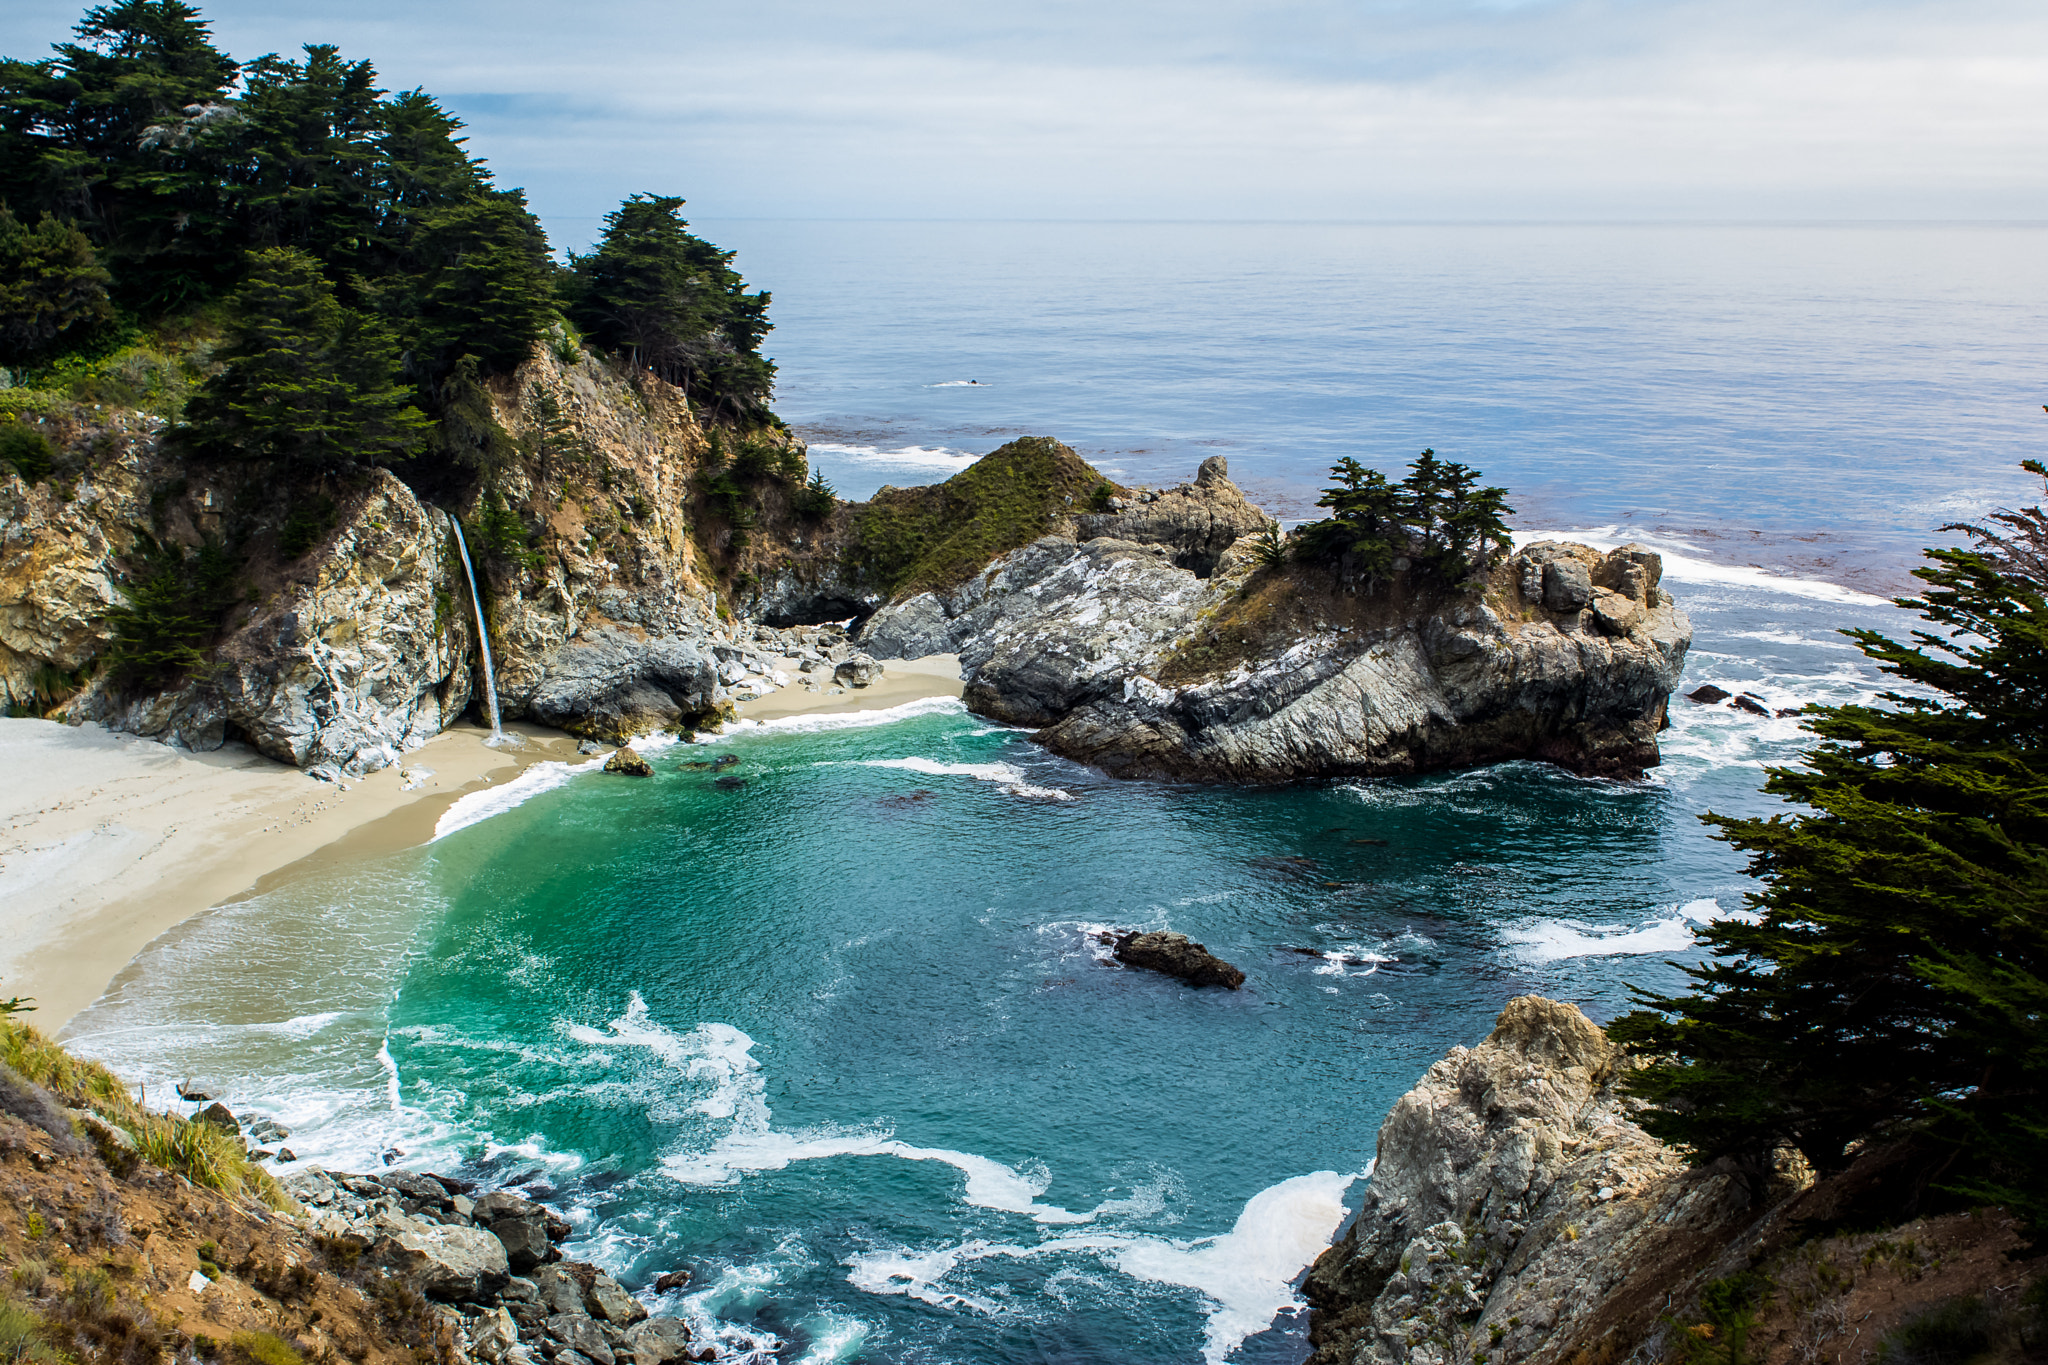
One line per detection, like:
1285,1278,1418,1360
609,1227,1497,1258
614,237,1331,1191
176,1080,215,1102
713,774,747,790
275,1147,296,1162
1776,706,1802,718
1731,694,1770,716
713,754,739,767
1686,684,1731,704
604,747,653,777
653,1270,692,1294
1113,931,1246,989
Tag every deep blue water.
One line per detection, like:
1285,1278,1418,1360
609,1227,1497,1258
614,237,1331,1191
65,224,2046,1365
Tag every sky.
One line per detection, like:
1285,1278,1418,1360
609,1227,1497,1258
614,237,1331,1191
5,0,2047,244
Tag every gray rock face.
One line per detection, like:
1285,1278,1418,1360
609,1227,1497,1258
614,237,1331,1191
586,1272,649,1325
832,652,884,688
1302,997,1756,1365
1112,931,1246,989
61,469,478,777
863,532,1691,783
381,1223,512,1301
622,1318,693,1365
1072,456,1270,576
526,627,722,744
473,1191,552,1271
546,1314,614,1365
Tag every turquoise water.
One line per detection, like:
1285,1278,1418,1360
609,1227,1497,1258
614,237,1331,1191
63,223,2038,1362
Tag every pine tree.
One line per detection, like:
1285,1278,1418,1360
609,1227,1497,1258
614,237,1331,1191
179,246,427,469
407,189,558,377
1612,465,2048,1228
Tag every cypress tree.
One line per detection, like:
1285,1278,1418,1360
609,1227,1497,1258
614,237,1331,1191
0,206,115,366
179,246,426,469
1613,465,2048,1229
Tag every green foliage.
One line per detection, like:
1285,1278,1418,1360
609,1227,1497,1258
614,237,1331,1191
229,1332,303,1365
567,193,775,419
1250,521,1288,569
0,206,116,366
406,189,559,377
1612,463,2048,1230
278,491,336,558
1294,450,1513,586
0,1300,62,1365
178,247,428,469
427,353,516,472
794,467,836,521
1668,1273,1763,1365
854,436,1109,596
471,488,540,571
1088,481,1115,513
0,424,57,481
102,534,238,688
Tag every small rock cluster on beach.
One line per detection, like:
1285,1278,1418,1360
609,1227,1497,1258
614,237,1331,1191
284,1167,708,1365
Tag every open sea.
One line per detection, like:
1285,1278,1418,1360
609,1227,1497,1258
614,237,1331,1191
64,223,2048,1365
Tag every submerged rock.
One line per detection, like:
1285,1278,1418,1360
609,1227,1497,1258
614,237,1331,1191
1686,683,1731,704
603,747,653,777
1112,931,1246,989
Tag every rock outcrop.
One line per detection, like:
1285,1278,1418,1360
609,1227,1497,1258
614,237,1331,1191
1072,455,1270,576
861,467,1692,782
1111,930,1247,988
1302,998,1756,1365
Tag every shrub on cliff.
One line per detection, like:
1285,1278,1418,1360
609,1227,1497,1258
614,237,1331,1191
102,535,239,688
1614,462,2048,1232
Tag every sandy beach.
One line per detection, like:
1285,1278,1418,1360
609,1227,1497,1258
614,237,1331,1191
3,654,965,1031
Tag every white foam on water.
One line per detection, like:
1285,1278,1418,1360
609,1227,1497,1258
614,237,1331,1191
847,756,1076,801
929,380,988,388
433,761,590,841
807,441,980,475
1510,527,1891,606
726,694,966,736
246,1011,345,1040
790,1311,873,1364
1313,949,1392,977
1503,898,1758,963
844,1170,1359,1365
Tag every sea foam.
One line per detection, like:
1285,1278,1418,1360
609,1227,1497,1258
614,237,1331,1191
432,761,589,841
847,756,1076,801
1503,897,1757,963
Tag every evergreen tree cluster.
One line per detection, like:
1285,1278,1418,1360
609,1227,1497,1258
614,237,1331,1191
0,0,776,467
1613,462,2048,1235
1290,448,1514,585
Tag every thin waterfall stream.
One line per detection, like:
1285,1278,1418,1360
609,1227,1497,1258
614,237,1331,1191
448,518,513,746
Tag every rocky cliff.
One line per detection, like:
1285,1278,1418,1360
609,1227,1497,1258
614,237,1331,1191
1301,998,2046,1365
0,348,817,773
861,464,1690,782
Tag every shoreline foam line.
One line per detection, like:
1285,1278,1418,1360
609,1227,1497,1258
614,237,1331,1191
1510,527,1891,606
725,694,967,736
431,760,590,842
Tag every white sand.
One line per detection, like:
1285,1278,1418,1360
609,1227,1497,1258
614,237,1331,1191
735,653,964,722
0,718,588,1030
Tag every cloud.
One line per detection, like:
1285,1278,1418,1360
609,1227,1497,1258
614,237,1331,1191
5,0,2044,237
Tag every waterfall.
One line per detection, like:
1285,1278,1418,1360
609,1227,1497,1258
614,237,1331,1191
448,519,510,745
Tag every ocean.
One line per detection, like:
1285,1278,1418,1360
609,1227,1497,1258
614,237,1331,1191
63,223,2048,1364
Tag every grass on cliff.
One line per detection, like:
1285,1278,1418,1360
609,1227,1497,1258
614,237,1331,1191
853,436,1118,597
0,1020,290,1209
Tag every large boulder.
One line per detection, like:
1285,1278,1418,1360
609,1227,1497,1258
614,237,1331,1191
381,1224,512,1302
526,626,723,744
1112,931,1246,989
545,1315,613,1365
623,1319,693,1365
472,1190,552,1271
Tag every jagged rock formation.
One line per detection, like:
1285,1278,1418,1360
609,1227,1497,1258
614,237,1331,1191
861,464,1691,781
1073,455,1270,575
1302,998,1756,1365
